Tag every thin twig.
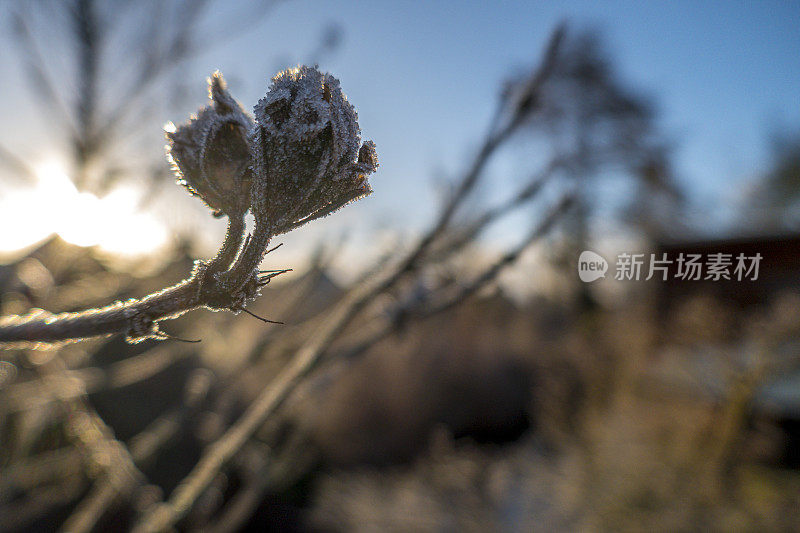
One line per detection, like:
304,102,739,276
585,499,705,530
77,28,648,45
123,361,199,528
195,200,574,531
429,156,566,262
0,213,278,347
0,447,84,503
0,346,194,413
131,28,569,532
61,376,212,533
339,195,575,362
10,7,79,136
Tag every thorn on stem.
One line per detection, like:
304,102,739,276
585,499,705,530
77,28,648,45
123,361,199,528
240,307,284,325
257,268,292,287
154,330,202,343
266,242,283,254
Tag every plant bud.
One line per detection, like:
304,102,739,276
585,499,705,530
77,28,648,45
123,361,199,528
250,66,379,234
167,72,254,217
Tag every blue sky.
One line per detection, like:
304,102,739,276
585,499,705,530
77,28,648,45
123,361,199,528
208,0,800,229
0,0,798,259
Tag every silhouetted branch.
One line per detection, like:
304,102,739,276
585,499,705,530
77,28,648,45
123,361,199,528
10,7,78,136
0,214,257,346
429,156,566,263
339,194,574,362
131,27,570,531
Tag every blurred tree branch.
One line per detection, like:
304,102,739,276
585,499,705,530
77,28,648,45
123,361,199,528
5,0,279,192
0,20,693,533
131,25,573,532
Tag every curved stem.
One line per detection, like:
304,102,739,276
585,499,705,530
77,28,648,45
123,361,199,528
0,278,200,346
206,214,246,272
218,215,273,292
0,215,259,347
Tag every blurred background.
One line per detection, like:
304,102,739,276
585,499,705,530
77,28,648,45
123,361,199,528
1,1,799,531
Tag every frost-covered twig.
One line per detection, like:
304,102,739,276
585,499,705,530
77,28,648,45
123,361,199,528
182,195,575,529
0,67,378,348
0,221,250,347
131,28,569,532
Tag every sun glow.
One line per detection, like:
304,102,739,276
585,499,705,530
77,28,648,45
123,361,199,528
0,163,168,257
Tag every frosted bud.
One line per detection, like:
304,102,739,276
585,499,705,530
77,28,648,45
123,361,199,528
167,71,254,217
250,66,379,234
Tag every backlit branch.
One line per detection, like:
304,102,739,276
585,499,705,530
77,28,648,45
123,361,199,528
0,67,379,348
131,27,572,532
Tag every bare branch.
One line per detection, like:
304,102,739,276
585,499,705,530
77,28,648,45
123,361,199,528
61,377,212,533
130,27,570,531
0,345,195,413
0,214,255,347
429,156,566,263
0,447,83,503
10,7,78,136
339,195,575,362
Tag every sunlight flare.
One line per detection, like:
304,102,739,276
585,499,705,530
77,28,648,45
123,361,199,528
0,162,168,256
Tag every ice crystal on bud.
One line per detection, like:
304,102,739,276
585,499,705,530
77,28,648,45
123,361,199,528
250,66,379,234
167,71,254,217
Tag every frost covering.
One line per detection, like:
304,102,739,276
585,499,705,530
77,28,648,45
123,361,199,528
167,72,254,218
250,66,379,235
167,66,378,234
